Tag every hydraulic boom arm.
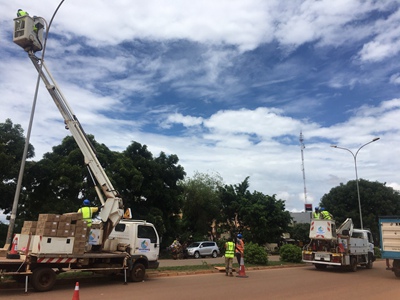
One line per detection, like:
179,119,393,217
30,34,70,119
13,15,124,242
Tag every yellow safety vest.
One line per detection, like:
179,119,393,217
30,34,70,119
225,241,235,258
313,212,320,219
321,211,332,220
17,10,28,17
80,206,92,227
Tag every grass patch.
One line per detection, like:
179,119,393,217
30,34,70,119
152,260,300,273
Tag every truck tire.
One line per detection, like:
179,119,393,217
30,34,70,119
31,267,57,292
130,263,146,282
393,260,400,278
349,257,357,272
314,264,327,270
365,253,373,269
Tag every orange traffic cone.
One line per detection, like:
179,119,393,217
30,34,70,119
236,256,248,278
7,235,20,259
9,236,18,254
72,282,80,300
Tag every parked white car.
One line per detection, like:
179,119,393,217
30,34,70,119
185,241,220,258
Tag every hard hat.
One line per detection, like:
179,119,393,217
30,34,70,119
83,199,90,206
237,233,243,238
320,207,325,211
315,206,319,211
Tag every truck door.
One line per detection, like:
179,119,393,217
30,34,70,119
136,225,159,261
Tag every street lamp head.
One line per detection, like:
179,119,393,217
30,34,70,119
372,137,380,142
330,145,337,148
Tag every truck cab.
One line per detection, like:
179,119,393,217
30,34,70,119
104,220,160,268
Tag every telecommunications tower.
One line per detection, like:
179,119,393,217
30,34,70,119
300,131,310,211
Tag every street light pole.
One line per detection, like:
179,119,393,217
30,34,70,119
331,137,380,229
5,1,66,247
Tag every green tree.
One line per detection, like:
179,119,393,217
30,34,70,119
320,179,400,244
0,119,34,212
180,172,223,240
220,177,292,245
241,192,292,245
287,223,310,245
22,135,118,220
123,142,185,242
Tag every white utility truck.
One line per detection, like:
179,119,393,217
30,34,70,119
302,218,375,271
0,14,160,292
379,216,400,278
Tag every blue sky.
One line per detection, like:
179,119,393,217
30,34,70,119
1,1,400,218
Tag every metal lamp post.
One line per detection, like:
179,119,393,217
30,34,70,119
330,137,380,229
5,1,66,247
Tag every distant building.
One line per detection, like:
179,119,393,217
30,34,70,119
290,212,311,224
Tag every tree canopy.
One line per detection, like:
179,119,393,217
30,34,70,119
319,179,400,243
1,119,294,248
0,119,34,213
219,177,292,245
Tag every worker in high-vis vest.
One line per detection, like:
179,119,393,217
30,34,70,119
320,207,333,220
313,207,321,219
235,233,245,266
17,9,28,17
224,237,235,276
77,199,99,227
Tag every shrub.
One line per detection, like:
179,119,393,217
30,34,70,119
374,246,381,259
279,244,302,263
244,242,268,265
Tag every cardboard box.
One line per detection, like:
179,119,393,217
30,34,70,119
57,222,71,230
36,228,57,237
76,220,88,228
63,212,82,223
38,214,59,222
21,227,36,235
75,226,88,235
23,221,37,228
59,215,72,223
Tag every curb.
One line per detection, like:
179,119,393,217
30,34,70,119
146,263,304,278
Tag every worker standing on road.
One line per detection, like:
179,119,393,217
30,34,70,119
224,237,235,276
78,199,99,227
313,207,321,219
235,234,245,266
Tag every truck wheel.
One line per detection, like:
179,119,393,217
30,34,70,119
365,254,373,269
349,257,357,272
393,260,400,278
314,264,327,270
31,267,57,292
130,263,145,282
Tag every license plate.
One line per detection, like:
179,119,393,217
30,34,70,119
315,253,330,261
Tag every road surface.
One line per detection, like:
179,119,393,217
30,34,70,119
1,260,399,299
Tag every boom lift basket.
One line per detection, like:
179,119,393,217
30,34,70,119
13,16,43,52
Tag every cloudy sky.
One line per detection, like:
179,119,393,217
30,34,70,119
1,0,400,216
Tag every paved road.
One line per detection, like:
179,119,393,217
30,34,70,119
2,260,397,299
158,255,280,267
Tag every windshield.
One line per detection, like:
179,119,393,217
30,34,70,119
188,242,200,248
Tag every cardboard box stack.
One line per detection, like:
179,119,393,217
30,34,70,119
21,221,37,235
20,213,90,255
